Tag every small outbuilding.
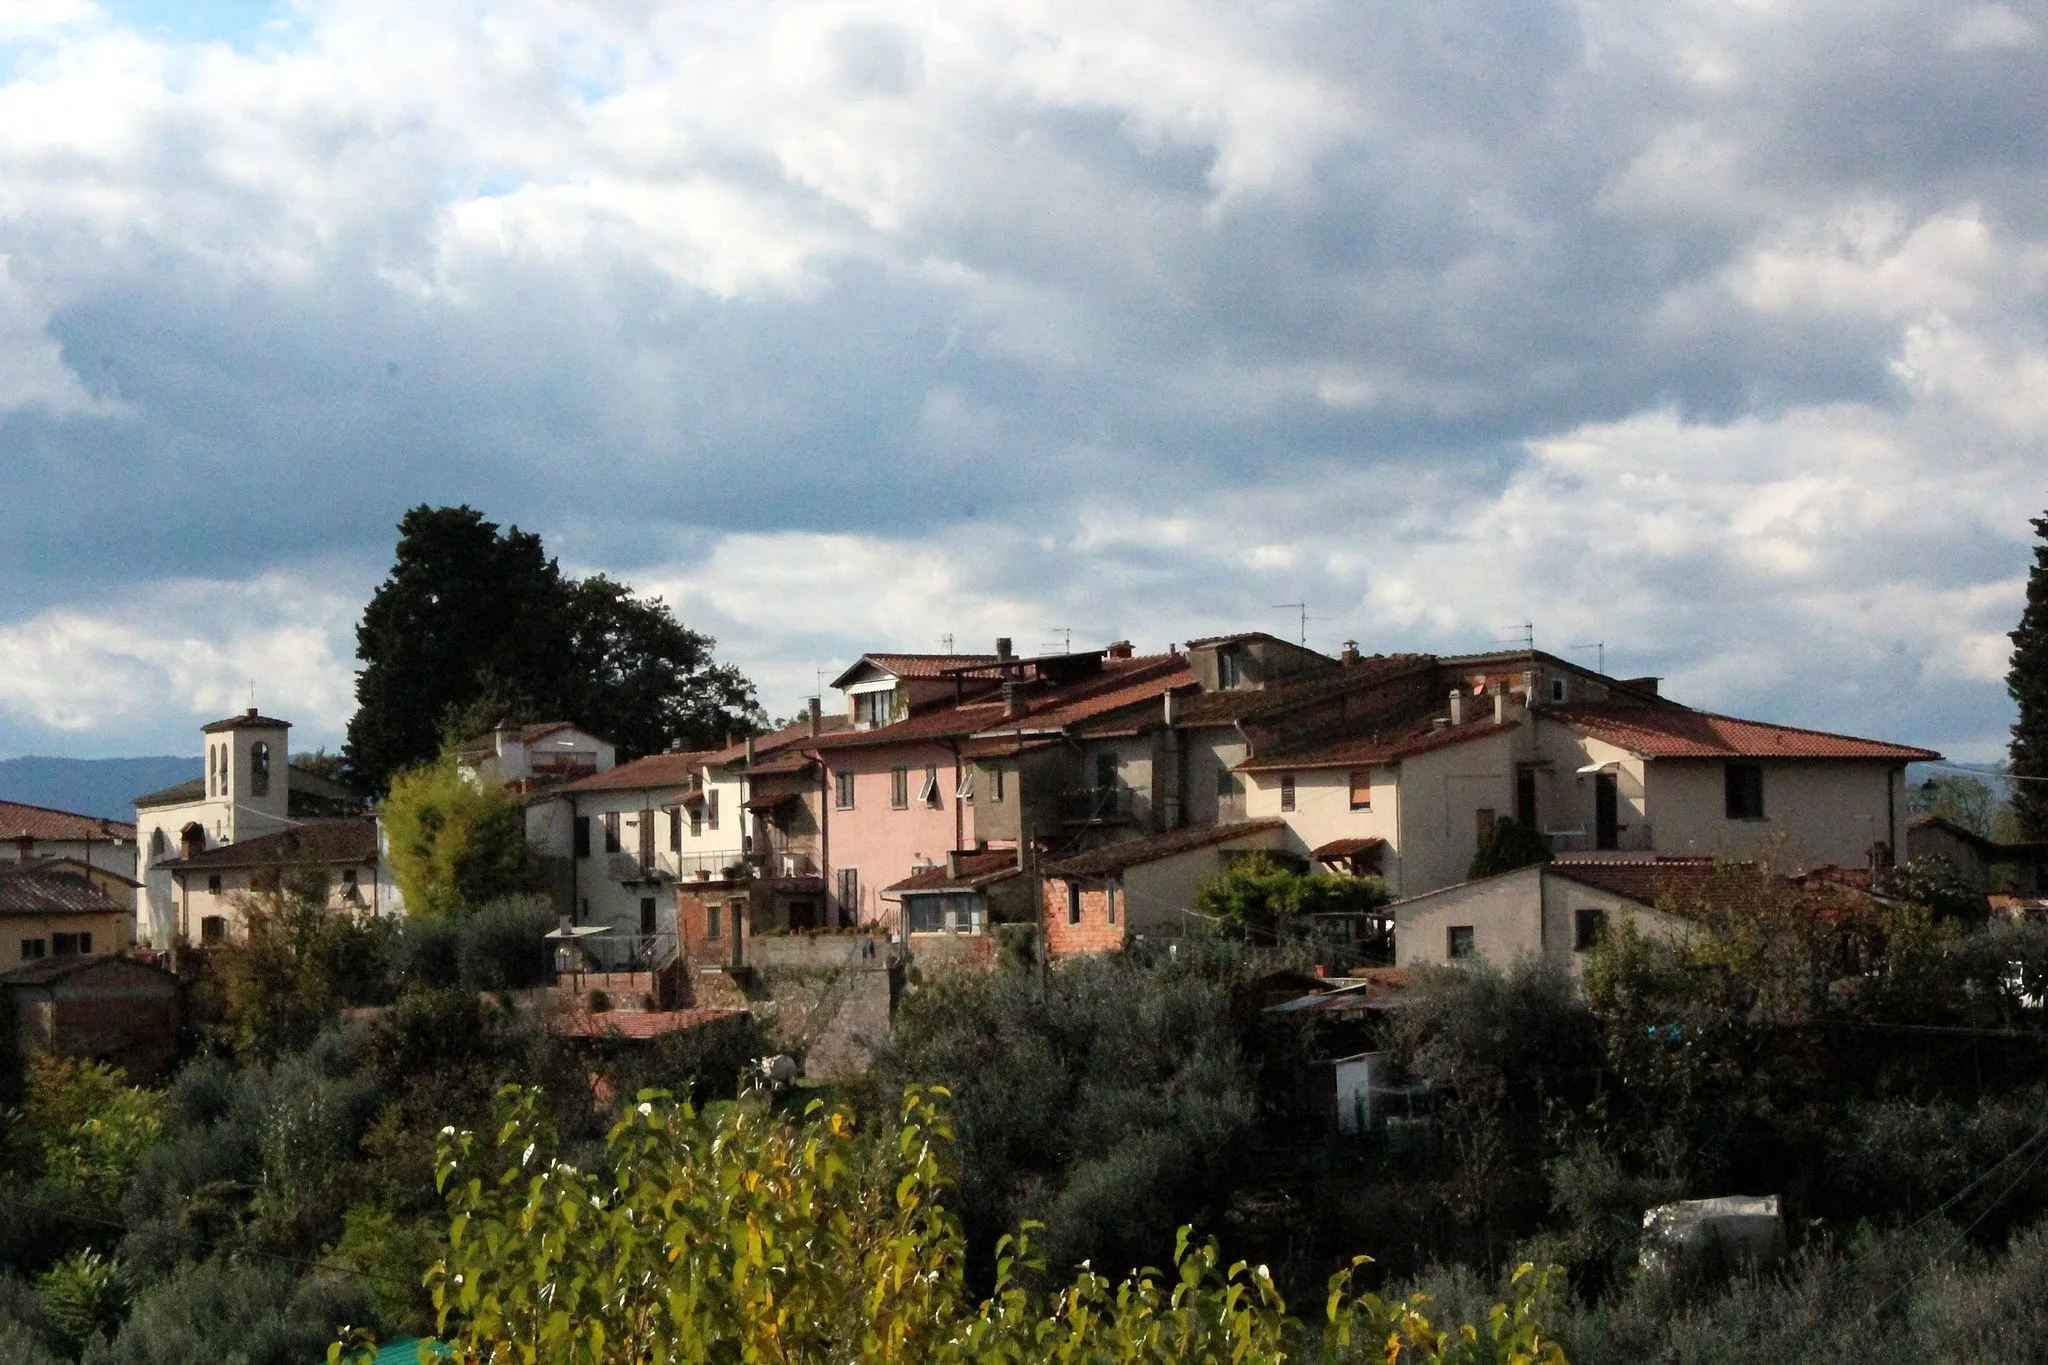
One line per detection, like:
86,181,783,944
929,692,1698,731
1,954,181,1081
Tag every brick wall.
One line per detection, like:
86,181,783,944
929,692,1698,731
1043,879,1125,955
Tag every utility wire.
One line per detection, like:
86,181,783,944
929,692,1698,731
1867,1112,2048,1318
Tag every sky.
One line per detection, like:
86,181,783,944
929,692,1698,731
0,0,2042,762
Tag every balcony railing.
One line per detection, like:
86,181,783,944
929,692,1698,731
1544,822,1655,855
1061,786,1136,824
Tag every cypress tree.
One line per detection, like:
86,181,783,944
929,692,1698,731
2011,509,2048,839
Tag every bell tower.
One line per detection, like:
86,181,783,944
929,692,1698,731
203,708,291,842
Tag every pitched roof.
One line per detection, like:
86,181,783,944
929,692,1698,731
0,864,127,917
699,716,849,767
14,857,141,889
1550,705,1940,762
966,655,1191,738
450,721,595,758
1183,632,1318,651
159,817,378,871
1237,719,1516,772
885,850,1024,895
200,710,292,733
831,653,1002,687
1,954,176,988
0,800,136,841
1146,654,1434,731
134,777,206,810
555,750,718,795
1542,858,1718,907
1044,819,1287,879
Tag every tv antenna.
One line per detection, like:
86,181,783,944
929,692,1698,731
1272,603,1328,646
1492,622,1535,651
1569,641,1606,674
939,633,955,654
1042,627,1073,653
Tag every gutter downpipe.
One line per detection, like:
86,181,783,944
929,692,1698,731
569,796,580,926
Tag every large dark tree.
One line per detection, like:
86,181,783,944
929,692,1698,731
2013,509,2048,839
344,507,763,792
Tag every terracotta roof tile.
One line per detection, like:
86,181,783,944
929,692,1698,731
200,711,292,733
1551,706,1940,761
0,800,136,841
884,850,1024,895
555,751,718,795
551,1006,751,1039
1237,719,1515,771
1147,654,1434,731
1044,819,1287,879
0,864,127,916
160,817,378,871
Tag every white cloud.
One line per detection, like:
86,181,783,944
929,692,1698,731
1948,5,2038,52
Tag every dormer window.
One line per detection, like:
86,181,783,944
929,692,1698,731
1218,649,1244,690
853,688,896,729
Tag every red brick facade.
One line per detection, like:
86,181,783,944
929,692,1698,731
1043,879,1125,955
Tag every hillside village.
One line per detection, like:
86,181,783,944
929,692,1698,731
6,627,2044,1082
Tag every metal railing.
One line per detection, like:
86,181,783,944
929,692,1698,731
1545,822,1655,855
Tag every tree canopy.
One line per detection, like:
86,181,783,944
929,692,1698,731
2012,508,2048,839
343,506,763,791
377,757,535,919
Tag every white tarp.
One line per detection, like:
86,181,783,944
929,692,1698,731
1640,1195,1784,1274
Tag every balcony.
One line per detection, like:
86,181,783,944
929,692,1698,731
1061,785,1137,825
1544,822,1655,856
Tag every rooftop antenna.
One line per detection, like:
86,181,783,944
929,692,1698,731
1272,603,1329,646
1491,622,1535,651
1569,641,1606,674
939,633,955,654
1042,627,1072,653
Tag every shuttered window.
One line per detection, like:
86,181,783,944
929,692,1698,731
1349,770,1371,811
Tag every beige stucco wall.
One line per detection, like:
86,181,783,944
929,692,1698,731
1120,825,1293,934
2,911,128,970
1524,725,1650,852
1644,759,1903,869
1393,865,1687,975
1181,731,1250,826
175,860,383,942
1243,763,1401,879
1393,726,1522,897
1081,736,1157,829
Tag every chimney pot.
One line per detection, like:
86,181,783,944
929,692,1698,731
1449,689,1465,726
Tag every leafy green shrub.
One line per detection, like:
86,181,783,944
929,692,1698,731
1469,817,1553,879
83,1259,372,1365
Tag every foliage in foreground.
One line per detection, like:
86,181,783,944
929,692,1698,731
363,1084,1570,1364
378,756,536,918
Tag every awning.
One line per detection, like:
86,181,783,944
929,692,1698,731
744,793,796,812
543,925,610,940
1311,837,1385,861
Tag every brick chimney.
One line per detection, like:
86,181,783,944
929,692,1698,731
1002,682,1027,719
996,636,1014,660
947,849,965,878
807,695,822,737
1340,640,1361,665
1106,639,1134,659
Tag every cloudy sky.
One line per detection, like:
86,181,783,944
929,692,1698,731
0,0,2042,761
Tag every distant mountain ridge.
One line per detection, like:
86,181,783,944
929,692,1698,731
0,756,202,823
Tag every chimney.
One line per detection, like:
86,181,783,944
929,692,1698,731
745,734,756,765
1106,639,1134,659
1340,640,1361,665
996,636,1014,660
14,833,31,864
1162,690,1178,726
245,707,258,719
1002,682,1027,719
1448,689,1465,726
806,695,822,738
947,849,965,879
1494,684,1507,724
493,719,526,775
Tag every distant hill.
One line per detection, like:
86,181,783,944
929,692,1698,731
0,756,201,823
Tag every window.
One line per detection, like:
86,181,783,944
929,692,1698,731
207,874,223,895
1515,766,1537,828
1349,770,1372,811
1549,678,1567,704
922,766,942,809
638,814,656,870
891,767,910,809
574,817,592,858
1218,648,1243,690
602,811,622,853
992,766,1005,802
690,804,704,836
855,688,895,728
667,808,680,851
1066,880,1083,925
1476,808,1496,842
53,932,90,956
957,771,974,803
150,829,167,860
1447,925,1476,960
200,916,228,945
249,741,271,797
1725,763,1766,820
1280,774,1296,812
835,770,856,810
1096,751,1118,788
1217,765,1238,802
706,904,722,939
19,938,44,960
707,790,720,830
1106,884,1117,926
1574,908,1607,952
342,869,358,886
640,897,658,935
207,745,216,797
837,867,860,917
